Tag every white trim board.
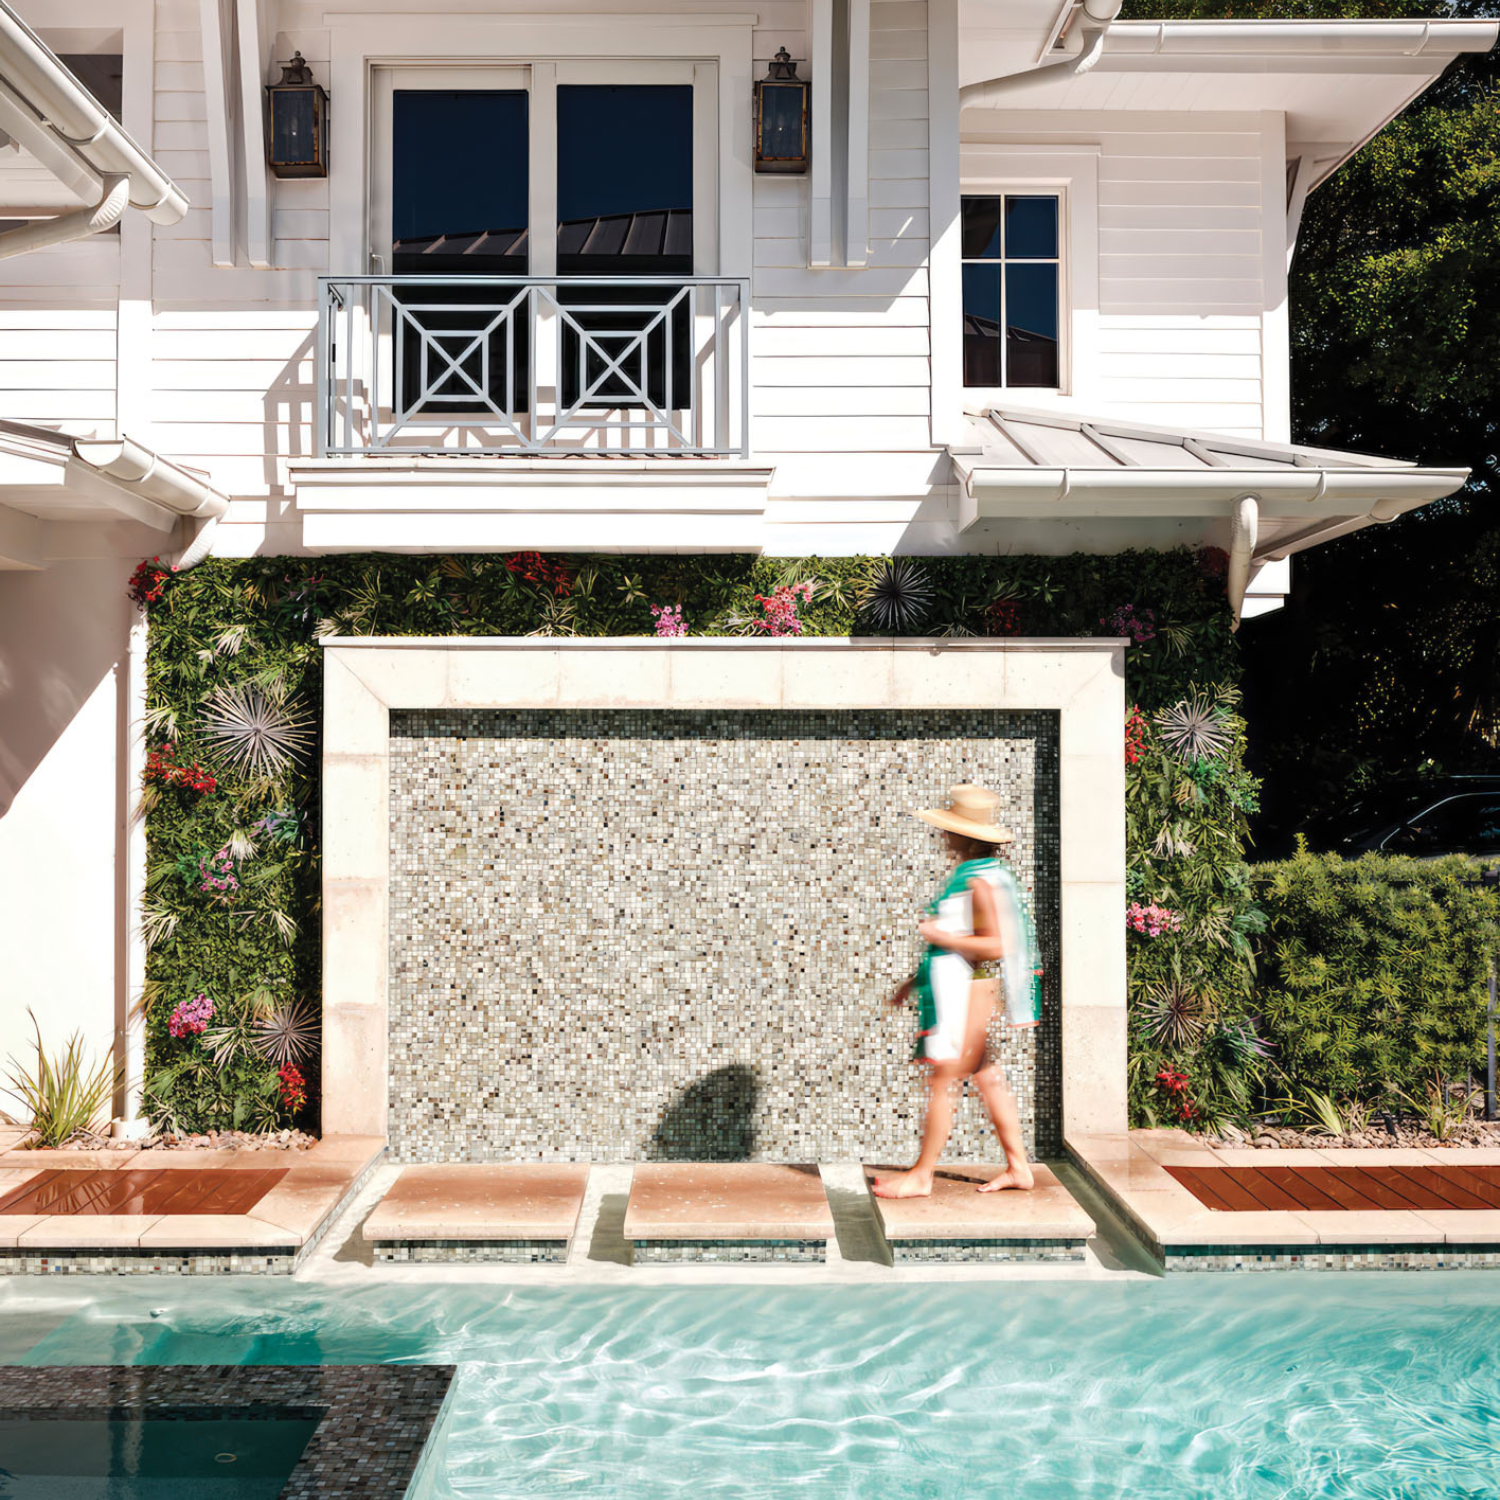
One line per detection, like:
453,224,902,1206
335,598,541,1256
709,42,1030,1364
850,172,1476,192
318,636,1129,1142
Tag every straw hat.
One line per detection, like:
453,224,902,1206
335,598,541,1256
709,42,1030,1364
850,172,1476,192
912,784,1013,844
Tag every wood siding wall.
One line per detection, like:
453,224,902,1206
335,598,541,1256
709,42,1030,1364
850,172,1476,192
963,110,1273,437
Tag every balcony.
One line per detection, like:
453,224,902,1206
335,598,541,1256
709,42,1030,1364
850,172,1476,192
316,275,749,460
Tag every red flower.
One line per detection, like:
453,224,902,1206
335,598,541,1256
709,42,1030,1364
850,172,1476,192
1124,707,1148,766
984,598,1022,636
128,557,175,609
144,743,217,797
504,551,572,596
277,1063,307,1114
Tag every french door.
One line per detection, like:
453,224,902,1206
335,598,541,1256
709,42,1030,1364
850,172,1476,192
367,63,717,447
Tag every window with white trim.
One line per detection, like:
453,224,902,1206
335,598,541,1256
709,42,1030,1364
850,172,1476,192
960,193,1060,389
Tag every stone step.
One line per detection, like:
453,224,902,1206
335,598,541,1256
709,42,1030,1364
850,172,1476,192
624,1163,836,1263
864,1163,1095,1263
362,1163,590,1264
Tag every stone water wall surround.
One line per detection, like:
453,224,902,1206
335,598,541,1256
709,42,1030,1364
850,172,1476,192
388,708,1061,1164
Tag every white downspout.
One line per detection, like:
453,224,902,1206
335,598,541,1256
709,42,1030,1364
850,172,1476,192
0,172,129,260
115,605,151,1138
1228,493,1260,632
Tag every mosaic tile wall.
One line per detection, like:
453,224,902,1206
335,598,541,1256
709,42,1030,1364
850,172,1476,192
388,709,1061,1164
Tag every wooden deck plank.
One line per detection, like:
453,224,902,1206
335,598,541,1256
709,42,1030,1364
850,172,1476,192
1229,1168,1306,1211
1167,1161,1500,1213
84,1169,168,1216
0,1169,60,1214
1305,1169,1386,1212
1165,1165,1254,1211
1360,1166,1438,1210
1255,1166,1345,1211
1425,1163,1500,1209
1390,1165,1492,1211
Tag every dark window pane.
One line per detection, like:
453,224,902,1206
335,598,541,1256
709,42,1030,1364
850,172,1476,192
1005,263,1058,387
962,264,1002,386
961,197,1003,259
391,92,531,418
758,82,806,161
272,90,319,168
1005,195,1058,259
558,85,693,274
392,92,528,272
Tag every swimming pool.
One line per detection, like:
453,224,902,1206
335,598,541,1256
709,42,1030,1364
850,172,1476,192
0,1414,319,1498
4,1277,1498,1498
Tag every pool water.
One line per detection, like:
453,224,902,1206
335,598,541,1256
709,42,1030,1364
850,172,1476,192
0,1415,319,1499
4,1277,1499,1498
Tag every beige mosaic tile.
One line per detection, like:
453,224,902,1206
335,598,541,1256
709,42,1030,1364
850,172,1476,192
389,709,1061,1163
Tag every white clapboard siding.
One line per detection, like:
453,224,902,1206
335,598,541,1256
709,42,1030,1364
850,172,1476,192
965,110,1272,431
752,325,930,356
754,386,931,416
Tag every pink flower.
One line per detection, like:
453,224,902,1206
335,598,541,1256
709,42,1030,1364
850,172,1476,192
651,603,686,637
751,581,815,637
168,991,214,1039
1127,901,1182,937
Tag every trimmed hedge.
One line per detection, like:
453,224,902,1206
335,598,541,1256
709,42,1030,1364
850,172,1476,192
1251,850,1500,1101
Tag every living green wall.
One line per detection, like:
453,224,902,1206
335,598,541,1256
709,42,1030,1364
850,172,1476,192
139,549,1256,1133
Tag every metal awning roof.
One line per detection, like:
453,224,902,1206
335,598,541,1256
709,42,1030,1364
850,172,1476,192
951,405,1470,621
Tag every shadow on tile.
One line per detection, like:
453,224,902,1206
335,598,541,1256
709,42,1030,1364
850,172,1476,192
823,1180,892,1266
586,1191,632,1266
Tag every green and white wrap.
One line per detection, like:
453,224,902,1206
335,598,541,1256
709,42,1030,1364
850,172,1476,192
913,855,1042,1062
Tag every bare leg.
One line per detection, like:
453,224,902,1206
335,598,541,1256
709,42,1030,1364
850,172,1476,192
973,1061,1034,1191
872,1064,964,1199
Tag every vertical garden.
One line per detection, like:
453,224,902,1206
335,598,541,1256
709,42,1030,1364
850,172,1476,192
137,547,1260,1133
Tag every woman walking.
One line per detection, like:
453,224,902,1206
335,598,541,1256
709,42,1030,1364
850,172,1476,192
873,785,1041,1200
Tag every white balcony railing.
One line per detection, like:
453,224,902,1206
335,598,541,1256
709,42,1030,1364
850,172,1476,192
316,275,749,458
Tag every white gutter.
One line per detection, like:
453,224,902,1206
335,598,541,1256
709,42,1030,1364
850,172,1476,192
958,465,1469,514
0,0,187,253
68,437,228,522
1102,19,1499,57
961,0,1123,110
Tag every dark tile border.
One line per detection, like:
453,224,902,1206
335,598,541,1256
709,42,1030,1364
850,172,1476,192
0,1364,454,1498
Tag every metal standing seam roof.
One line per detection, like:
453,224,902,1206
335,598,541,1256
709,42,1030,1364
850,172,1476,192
953,405,1417,477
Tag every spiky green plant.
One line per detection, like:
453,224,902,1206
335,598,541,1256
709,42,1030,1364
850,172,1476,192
1394,1075,1483,1142
3,1013,121,1147
255,1001,319,1067
199,684,314,779
1157,691,1233,763
1139,977,1210,1049
857,558,934,633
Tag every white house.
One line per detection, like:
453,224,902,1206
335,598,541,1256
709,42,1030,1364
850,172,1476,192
0,0,1491,1144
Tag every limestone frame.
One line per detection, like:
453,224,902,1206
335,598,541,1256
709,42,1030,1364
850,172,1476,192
320,637,1127,1142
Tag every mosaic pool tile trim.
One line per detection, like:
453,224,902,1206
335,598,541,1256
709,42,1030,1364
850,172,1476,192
373,1239,569,1263
389,708,1061,1165
0,1365,454,1500
1163,1245,1500,1273
631,1238,826,1263
887,1237,1085,1263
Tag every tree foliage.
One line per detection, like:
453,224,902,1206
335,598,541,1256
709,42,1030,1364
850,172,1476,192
1122,1,1500,836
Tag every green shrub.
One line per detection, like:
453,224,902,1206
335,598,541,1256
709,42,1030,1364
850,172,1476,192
1251,850,1500,1102
4,1013,120,1147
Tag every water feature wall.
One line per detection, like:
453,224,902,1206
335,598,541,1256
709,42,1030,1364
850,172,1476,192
387,708,1060,1162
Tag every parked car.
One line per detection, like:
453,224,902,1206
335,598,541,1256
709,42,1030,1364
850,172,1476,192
1299,777,1500,858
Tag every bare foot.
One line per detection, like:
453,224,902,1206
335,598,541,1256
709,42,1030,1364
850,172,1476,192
871,1169,934,1199
977,1162,1034,1193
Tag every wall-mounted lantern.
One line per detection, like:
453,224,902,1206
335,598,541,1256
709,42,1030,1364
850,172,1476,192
266,52,328,178
753,48,809,174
